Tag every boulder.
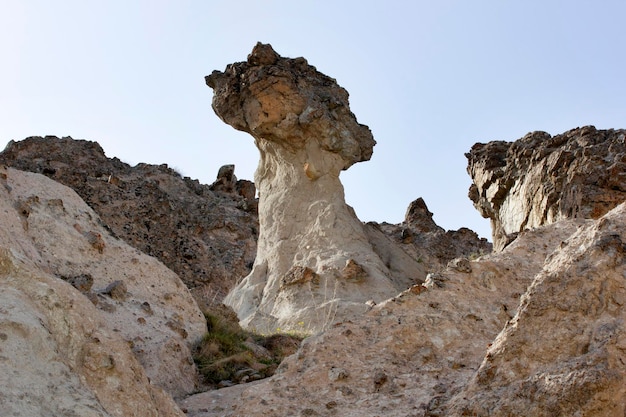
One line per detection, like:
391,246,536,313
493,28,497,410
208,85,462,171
467,126,626,250
0,166,206,401
206,43,425,332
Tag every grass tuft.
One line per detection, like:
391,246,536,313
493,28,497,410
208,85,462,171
193,304,305,388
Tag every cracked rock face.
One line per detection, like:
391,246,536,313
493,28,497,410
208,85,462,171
467,126,626,251
206,43,422,332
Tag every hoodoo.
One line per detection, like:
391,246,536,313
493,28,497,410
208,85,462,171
206,43,423,332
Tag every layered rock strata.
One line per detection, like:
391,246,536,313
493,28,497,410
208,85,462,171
206,43,425,332
467,126,626,250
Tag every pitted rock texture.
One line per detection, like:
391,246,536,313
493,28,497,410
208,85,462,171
446,204,626,416
184,209,621,416
0,166,199,415
467,126,626,251
207,43,425,332
0,136,258,305
206,42,375,170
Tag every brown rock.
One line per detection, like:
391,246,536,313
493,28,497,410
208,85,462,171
206,42,375,170
467,126,626,250
372,197,492,274
0,136,258,307
405,197,443,234
103,280,127,300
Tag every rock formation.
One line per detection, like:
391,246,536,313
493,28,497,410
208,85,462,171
180,213,597,416
3,41,624,415
447,204,626,416
0,136,258,305
180,125,626,416
467,126,626,250
182,205,626,417
206,43,425,332
0,166,205,415
371,197,491,274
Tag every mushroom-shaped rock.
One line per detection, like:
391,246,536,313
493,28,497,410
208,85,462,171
206,43,422,333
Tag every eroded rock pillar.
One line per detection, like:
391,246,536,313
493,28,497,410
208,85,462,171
206,43,410,332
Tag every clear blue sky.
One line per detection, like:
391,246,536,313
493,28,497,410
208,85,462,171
2,1,625,240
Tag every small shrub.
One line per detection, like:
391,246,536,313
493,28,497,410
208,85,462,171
193,305,305,387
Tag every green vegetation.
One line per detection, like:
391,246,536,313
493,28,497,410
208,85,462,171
193,305,304,387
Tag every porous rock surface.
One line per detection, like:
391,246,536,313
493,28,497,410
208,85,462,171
0,136,258,305
447,203,626,416
467,126,626,250
0,165,205,415
183,204,626,416
207,43,427,333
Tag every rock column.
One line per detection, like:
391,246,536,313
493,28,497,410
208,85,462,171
206,43,406,332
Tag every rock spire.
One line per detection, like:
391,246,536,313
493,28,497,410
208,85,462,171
206,43,421,332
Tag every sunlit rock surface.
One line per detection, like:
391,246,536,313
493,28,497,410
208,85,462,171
207,43,425,332
467,126,626,250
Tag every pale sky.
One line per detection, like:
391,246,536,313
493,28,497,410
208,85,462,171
2,1,625,240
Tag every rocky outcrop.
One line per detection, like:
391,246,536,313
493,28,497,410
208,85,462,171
183,203,626,416
447,203,626,416
0,136,258,305
467,126,626,250
372,197,492,274
206,43,425,332
0,166,208,414
0,250,186,417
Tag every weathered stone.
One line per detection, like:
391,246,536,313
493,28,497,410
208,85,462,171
447,203,626,416
62,273,94,292
405,197,443,234
0,166,206,401
467,126,626,250
207,43,424,332
0,136,258,307
103,280,127,300
0,167,191,416
209,164,237,193
183,208,604,417
447,257,472,273
373,198,492,275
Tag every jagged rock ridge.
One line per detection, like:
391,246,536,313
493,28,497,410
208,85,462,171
467,125,626,250
0,136,258,305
